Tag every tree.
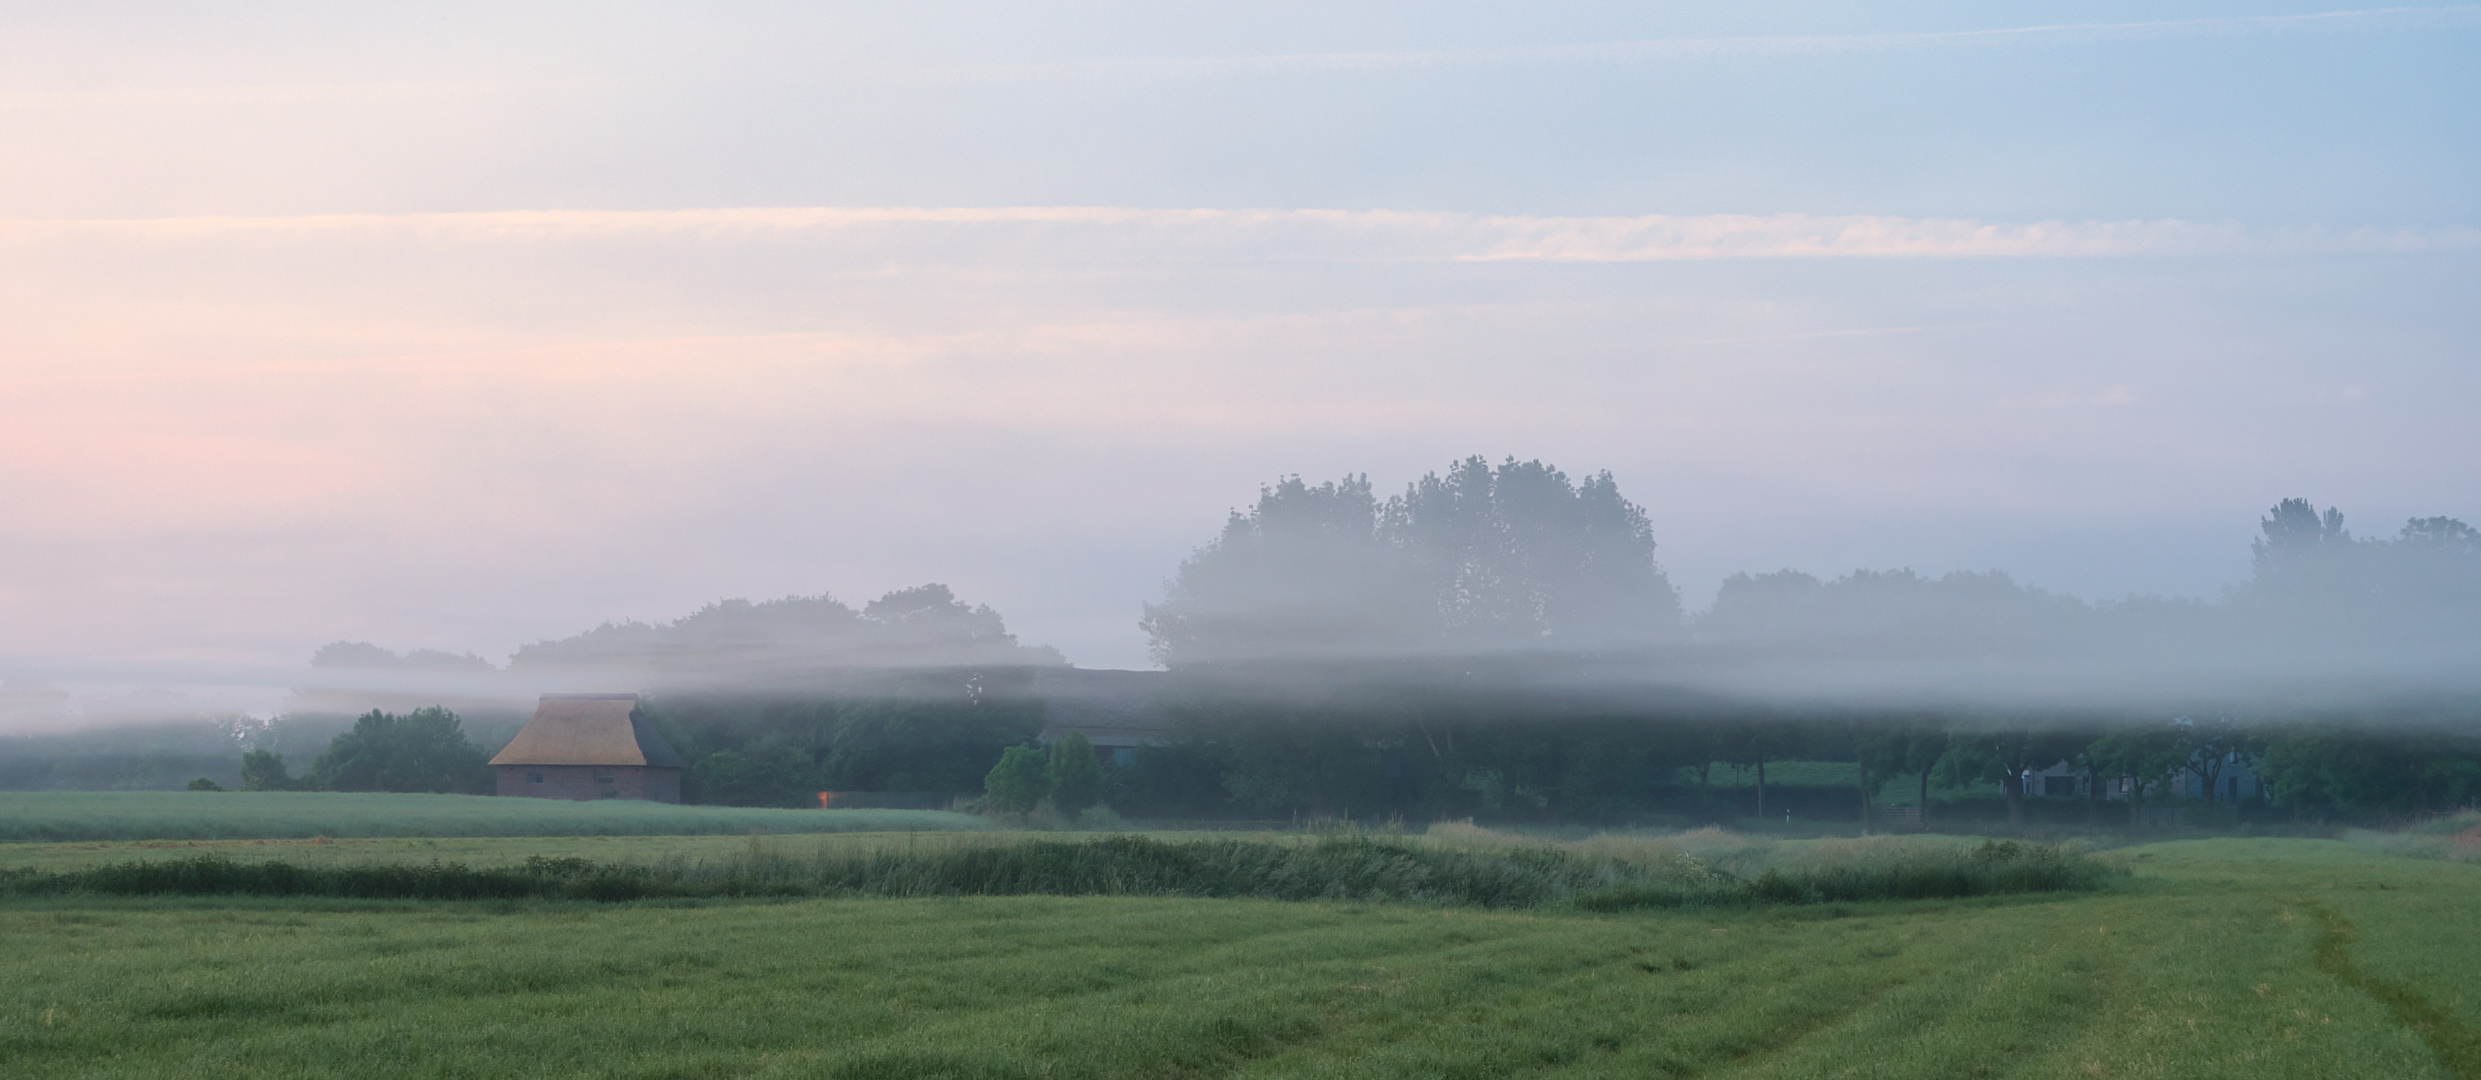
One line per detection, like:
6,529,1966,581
641,671,1048,805
1047,733,1106,817
508,585,1063,678
2067,737,2111,825
2250,498,2354,586
2171,714,2258,804
186,777,225,791
2254,725,2481,821
1858,720,1948,829
983,745,1051,814
688,745,819,807
240,748,298,791
1951,726,2079,827
2091,723,2187,826
306,707,492,794
1385,457,1681,653
1727,718,1803,820
1142,457,1681,665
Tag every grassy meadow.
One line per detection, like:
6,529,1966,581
0,791,987,842
1,826,2476,1077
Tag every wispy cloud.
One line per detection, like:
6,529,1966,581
6,207,2471,261
942,6,2481,80
0,79,622,112
4,6,2467,111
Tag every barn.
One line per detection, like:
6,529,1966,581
490,693,687,802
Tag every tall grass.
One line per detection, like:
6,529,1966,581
0,791,987,842
0,832,2120,908
2347,811,2481,864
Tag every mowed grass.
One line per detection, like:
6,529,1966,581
0,791,986,842
2,838,2475,1078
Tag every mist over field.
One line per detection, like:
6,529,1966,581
12,13,2481,1076
15,465,2461,741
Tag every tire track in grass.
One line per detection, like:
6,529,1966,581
1685,904,2097,1080
1553,915,1975,1079
2306,902,2481,1078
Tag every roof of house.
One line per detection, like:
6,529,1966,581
488,693,687,768
1035,667,1173,746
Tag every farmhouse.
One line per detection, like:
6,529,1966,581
1033,667,1172,766
490,693,686,802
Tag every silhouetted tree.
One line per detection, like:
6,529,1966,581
1858,719,1948,828
2091,723,2187,826
1947,726,2081,827
305,707,492,794
2171,714,2259,804
1144,457,1680,665
239,748,298,791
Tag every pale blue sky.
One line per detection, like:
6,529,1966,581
0,3,2473,708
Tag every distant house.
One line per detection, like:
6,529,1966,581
1034,668,1174,766
489,693,686,802
2024,751,2265,803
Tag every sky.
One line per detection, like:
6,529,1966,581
1,1,2476,717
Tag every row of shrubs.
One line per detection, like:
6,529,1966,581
0,835,2120,908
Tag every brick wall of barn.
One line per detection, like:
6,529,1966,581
496,764,681,803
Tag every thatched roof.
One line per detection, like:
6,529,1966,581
489,693,687,768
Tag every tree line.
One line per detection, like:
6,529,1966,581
1102,699,2481,826
227,706,495,795
189,454,2479,826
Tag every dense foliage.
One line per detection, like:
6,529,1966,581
302,707,494,794
981,746,1051,814
1096,468,2481,826
645,669,1047,807
1103,699,2481,826
1142,457,1682,665
508,584,1064,679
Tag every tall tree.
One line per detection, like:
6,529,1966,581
1728,718,1802,820
1858,719,1948,829
2091,723,2188,827
306,707,492,794
1144,458,1680,665
1949,725,2078,828
2171,714,2258,804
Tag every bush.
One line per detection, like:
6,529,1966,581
1047,733,1105,817
983,746,1050,814
185,778,225,792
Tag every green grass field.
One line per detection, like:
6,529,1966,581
2,833,2474,1078
0,791,987,842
